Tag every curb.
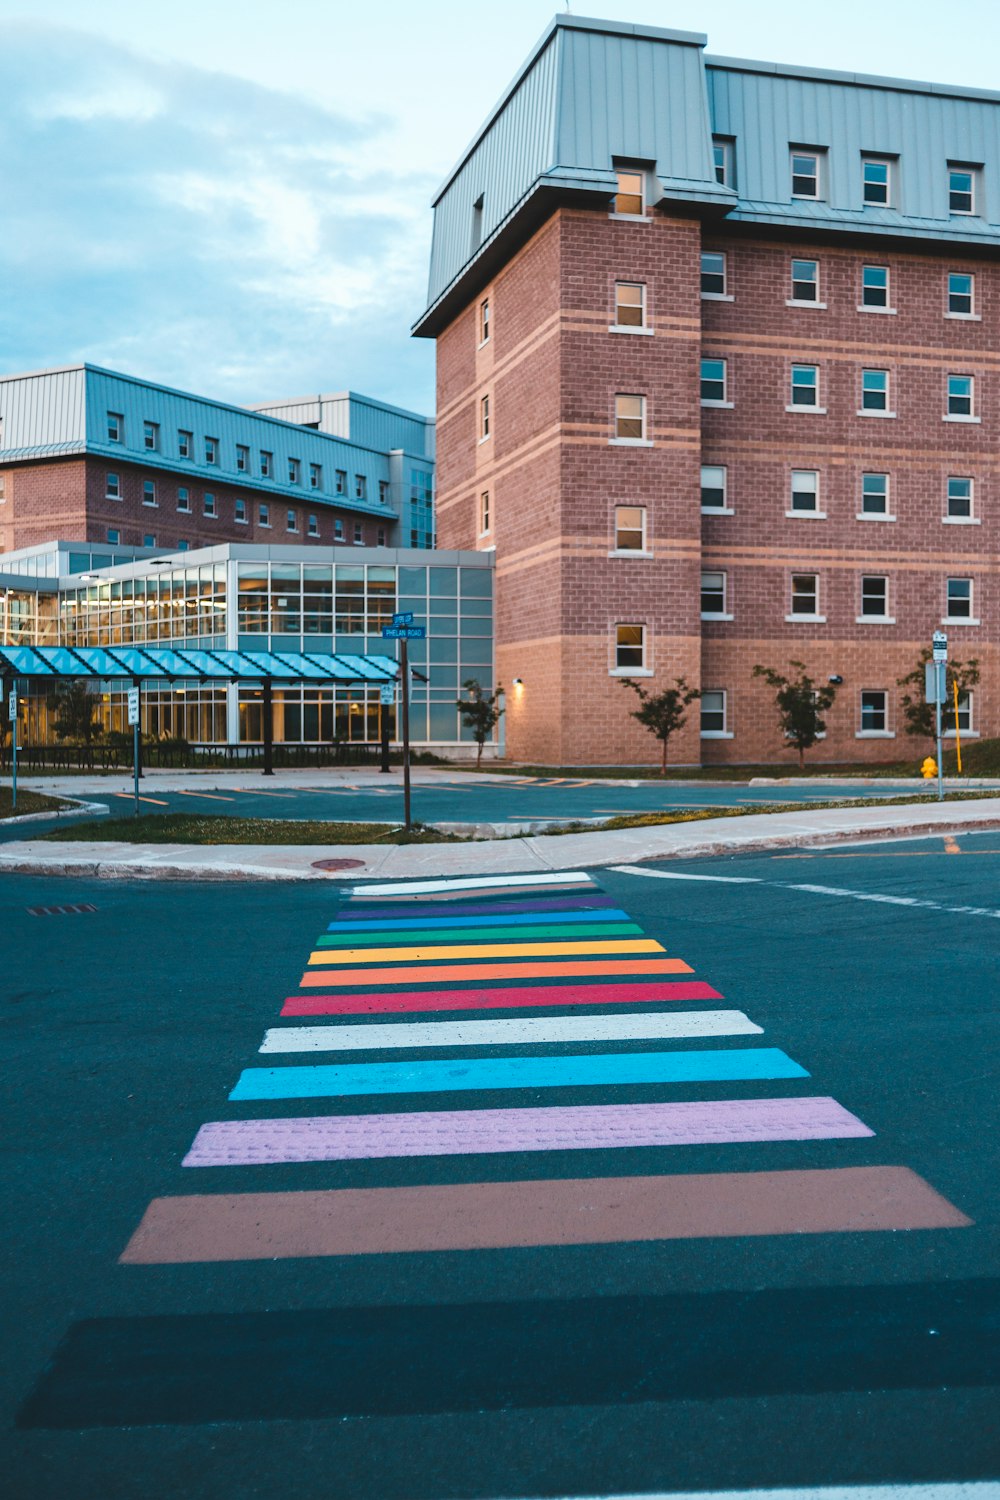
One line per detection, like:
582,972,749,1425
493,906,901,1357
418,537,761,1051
0,797,110,829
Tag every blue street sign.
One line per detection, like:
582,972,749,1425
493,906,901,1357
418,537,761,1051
392,612,415,626
382,626,426,640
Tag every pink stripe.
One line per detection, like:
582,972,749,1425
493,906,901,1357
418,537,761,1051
183,1096,873,1166
281,980,723,1016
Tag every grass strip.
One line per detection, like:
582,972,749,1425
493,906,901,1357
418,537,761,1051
0,789,75,820
41,815,461,845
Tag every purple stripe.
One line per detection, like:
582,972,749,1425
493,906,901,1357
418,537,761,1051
183,1096,873,1166
332,894,620,923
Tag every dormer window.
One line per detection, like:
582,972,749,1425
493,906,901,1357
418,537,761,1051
712,138,734,188
613,168,645,217
791,149,824,200
949,164,978,215
862,157,892,206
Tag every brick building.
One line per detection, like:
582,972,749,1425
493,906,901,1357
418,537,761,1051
414,14,998,765
0,364,435,559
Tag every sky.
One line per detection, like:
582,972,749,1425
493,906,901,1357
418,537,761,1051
2,0,998,418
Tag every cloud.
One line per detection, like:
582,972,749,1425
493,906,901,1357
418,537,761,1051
0,23,437,414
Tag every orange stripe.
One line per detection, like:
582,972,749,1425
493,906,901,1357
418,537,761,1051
299,958,694,988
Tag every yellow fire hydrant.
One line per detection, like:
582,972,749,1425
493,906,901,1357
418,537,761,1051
921,756,938,779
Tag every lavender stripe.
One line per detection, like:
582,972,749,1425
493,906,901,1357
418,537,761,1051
331,895,619,923
183,1096,873,1167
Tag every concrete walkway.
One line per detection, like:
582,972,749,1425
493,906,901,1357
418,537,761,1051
2,794,998,882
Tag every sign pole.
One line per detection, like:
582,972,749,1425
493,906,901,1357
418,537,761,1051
401,638,411,833
932,630,947,804
128,682,141,815
9,679,18,815
934,680,943,803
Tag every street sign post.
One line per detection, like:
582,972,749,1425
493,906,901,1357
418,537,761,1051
7,682,17,814
927,632,947,802
128,684,141,816
378,683,394,774
381,621,426,828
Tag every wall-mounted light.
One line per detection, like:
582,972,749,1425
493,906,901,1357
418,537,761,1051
512,677,524,687
828,674,844,685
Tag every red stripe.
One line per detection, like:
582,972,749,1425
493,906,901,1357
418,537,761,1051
282,980,721,1016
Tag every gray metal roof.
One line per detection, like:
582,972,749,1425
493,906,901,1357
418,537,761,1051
0,643,399,684
415,12,1000,336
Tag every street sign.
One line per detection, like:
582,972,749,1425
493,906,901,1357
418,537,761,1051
7,691,16,722
381,625,426,640
127,688,141,726
379,683,395,705
391,612,414,626
924,662,947,704
932,630,948,664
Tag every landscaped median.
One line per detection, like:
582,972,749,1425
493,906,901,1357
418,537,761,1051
0,788,76,820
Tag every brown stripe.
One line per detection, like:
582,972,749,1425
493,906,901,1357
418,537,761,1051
120,1167,970,1263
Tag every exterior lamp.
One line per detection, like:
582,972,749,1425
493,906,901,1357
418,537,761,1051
512,677,524,687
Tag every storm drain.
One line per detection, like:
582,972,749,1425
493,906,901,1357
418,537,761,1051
26,903,98,916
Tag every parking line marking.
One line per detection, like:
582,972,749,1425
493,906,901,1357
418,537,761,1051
176,790,236,802
112,793,170,806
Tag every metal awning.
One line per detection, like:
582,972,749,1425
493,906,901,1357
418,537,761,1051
0,644,399,684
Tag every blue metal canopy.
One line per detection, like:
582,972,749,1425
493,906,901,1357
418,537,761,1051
0,644,399,684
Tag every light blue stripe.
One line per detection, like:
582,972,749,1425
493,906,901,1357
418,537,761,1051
326,908,631,933
229,1048,809,1100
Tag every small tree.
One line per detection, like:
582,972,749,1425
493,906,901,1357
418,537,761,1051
47,680,103,746
456,678,503,769
897,649,980,740
620,676,700,773
753,660,838,770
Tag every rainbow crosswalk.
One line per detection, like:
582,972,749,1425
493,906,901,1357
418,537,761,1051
121,869,971,1265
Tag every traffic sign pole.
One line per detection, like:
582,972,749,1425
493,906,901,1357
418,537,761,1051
932,631,947,803
401,639,412,833
128,683,142,816
8,680,18,815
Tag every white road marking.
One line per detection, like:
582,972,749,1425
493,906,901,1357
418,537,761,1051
611,865,762,884
259,1011,763,1054
511,1487,1000,1500
613,867,1000,920
347,871,593,896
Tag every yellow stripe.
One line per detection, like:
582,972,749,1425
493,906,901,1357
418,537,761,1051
305,938,665,966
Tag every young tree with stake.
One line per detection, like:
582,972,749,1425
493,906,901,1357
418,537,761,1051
752,660,838,770
456,679,504,769
620,676,700,773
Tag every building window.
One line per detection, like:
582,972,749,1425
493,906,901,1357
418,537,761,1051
236,444,249,472
142,479,157,506
946,375,974,417
308,514,319,537
860,575,889,617
480,490,491,534
791,149,823,199
860,472,889,517
177,486,190,513
946,577,973,619
142,533,156,548
260,450,273,477
106,528,120,544
700,254,726,297
614,505,646,552
615,281,647,325
353,522,363,545
701,690,727,735
862,157,891,206
789,469,820,514
951,692,973,733
479,297,490,344
860,690,889,733
107,411,123,442
948,164,976,215
946,476,973,520
334,519,345,541
861,265,890,308
205,437,218,465
613,168,644,216
234,498,247,524
177,540,189,551
861,368,890,412
377,527,386,546
790,573,819,616
378,479,390,504
286,510,297,532
258,502,270,527
790,364,820,408
790,259,819,302
947,272,974,316
335,469,346,494
105,472,121,500
614,393,646,441
178,429,193,459
701,358,728,404
614,623,646,671
480,395,490,440
700,465,728,511
700,570,727,616
143,421,159,451
288,458,301,484
309,463,322,489
712,138,734,187
204,492,216,518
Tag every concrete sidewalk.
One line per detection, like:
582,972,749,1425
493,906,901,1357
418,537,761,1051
2,795,998,882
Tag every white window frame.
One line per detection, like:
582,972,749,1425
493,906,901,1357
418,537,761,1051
712,138,734,187
142,478,157,508
334,519,345,542
334,469,346,494
857,472,893,521
788,258,822,307
700,357,731,407
479,297,490,345
859,368,894,416
611,281,651,333
943,475,977,526
234,498,248,525
309,463,322,490
944,374,978,422
700,689,731,738
105,472,121,501
612,504,648,556
354,474,366,500
143,421,159,451
611,622,649,675
258,502,270,528
178,429,193,459
236,444,250,473
944,577,977,624
205,437,218,465
611,393,650,446
700,253,730,301
946,271,977,319
307,514,319,538
857,574,893,623
787,469,823,518
288,458,301,485
861,156,891,207
203,492,217,518
479,394,491,442
107,411,123,443
260,450,273,478
286,509,298,533
177,486,190,514
790,149,824,200
859,265,894,313
479,490,491,536
611,167,647,220
700,464,731,514
787,364,823,412
700,570,731,620
944,691,976,738
948,164,977,216
353,522,364,546
787,572,824,622
857,689,893,737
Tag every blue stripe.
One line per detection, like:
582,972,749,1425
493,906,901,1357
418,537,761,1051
229,1048,808,1100
326,909,632,934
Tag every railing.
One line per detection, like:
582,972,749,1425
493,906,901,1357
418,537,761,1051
0,741,394,771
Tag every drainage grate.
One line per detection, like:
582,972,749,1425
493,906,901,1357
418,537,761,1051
311,858,366,873
27,903,98,916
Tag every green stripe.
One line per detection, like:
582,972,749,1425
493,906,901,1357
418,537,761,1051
315,921,644,947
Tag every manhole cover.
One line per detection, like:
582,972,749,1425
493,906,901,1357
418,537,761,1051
311,858,367,872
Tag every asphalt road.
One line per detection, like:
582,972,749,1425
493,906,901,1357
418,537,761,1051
2,771,942,843
3,831,998,1498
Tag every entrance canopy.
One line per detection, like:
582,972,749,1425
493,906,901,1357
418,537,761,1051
0,644,399,685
